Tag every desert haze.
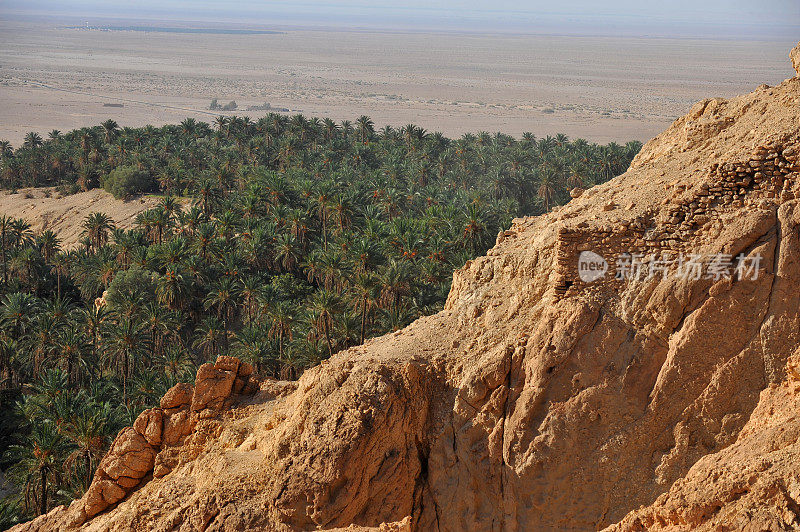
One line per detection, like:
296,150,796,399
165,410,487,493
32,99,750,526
0,21,794,145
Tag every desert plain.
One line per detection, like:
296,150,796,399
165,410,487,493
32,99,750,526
0,21,796,146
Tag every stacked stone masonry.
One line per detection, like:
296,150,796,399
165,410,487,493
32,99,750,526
555,140,799,298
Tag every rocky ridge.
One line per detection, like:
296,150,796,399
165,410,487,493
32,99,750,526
9,43,800,531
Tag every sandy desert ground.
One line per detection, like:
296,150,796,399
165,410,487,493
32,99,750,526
0,187,164,248
0,22,795,145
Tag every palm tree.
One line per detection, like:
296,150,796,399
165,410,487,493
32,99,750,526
192,316,226,362
266,300,293,365
9,218,34,249
56,324,90,386
194,177,220,216
203,277,239,347
1,292,38,340
0,215,11,284
274,233,300,272
177,206,205,236
232,324,274,375
36,230,60,264
103,316,147,406
82,213,115,251
26,312,61,379
156,267,188,311
313,182,335,250
348,237,379,274
63,402,111,492
238,275,263,325
340,120,354,141
214,116,228,138
142,302,178,360
0,140,12,159
78,130,96,167
101,119,119,145
0,491,22,528
158,345,193,385
356,115,374,144
130,367,162,408
377,259,411,317
112,229,144,269
0,336,17,388
23,132,43,150
7,421,66,516
322,118,339,142
77,305,107,385
50,252,70,299
308,289,340,359
351,271,377,343
536,169,557,212
149,208,171,244
462,202,489,254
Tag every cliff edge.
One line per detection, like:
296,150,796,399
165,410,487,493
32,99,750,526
10,42,800,532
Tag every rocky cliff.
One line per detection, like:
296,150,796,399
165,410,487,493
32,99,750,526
10,43,800,532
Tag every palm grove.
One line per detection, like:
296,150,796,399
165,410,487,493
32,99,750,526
0,114,639,524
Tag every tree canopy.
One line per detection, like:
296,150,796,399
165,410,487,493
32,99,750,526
0,114,639,526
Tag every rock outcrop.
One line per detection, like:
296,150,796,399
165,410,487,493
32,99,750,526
9,43,800,532
608,349,800,531
10,356,261,531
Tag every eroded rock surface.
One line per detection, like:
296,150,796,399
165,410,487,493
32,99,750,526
608,349,800,531
10,42,800,532
9,356,259,531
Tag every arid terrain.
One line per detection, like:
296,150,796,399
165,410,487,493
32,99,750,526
0,188,163,248
12,43,800,532
0,21,795,145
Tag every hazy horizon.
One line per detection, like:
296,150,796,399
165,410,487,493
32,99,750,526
1,0,797,145
2,0,798,38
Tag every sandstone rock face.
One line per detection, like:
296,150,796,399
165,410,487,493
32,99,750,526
160,382,193,410
191,362,236,412
9,356,259,531
608,349,800,531
791,41,800,77
99,428,155,481
11,48,800,532
132,408,163,446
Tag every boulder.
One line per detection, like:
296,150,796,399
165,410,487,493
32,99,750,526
214,355,240,373
162,409,194,446
98,428,156,481
83,479,126,518
159,382,194,410
83,482,110,518
237,361,254,377
132,408,163,446
191,363,236,412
